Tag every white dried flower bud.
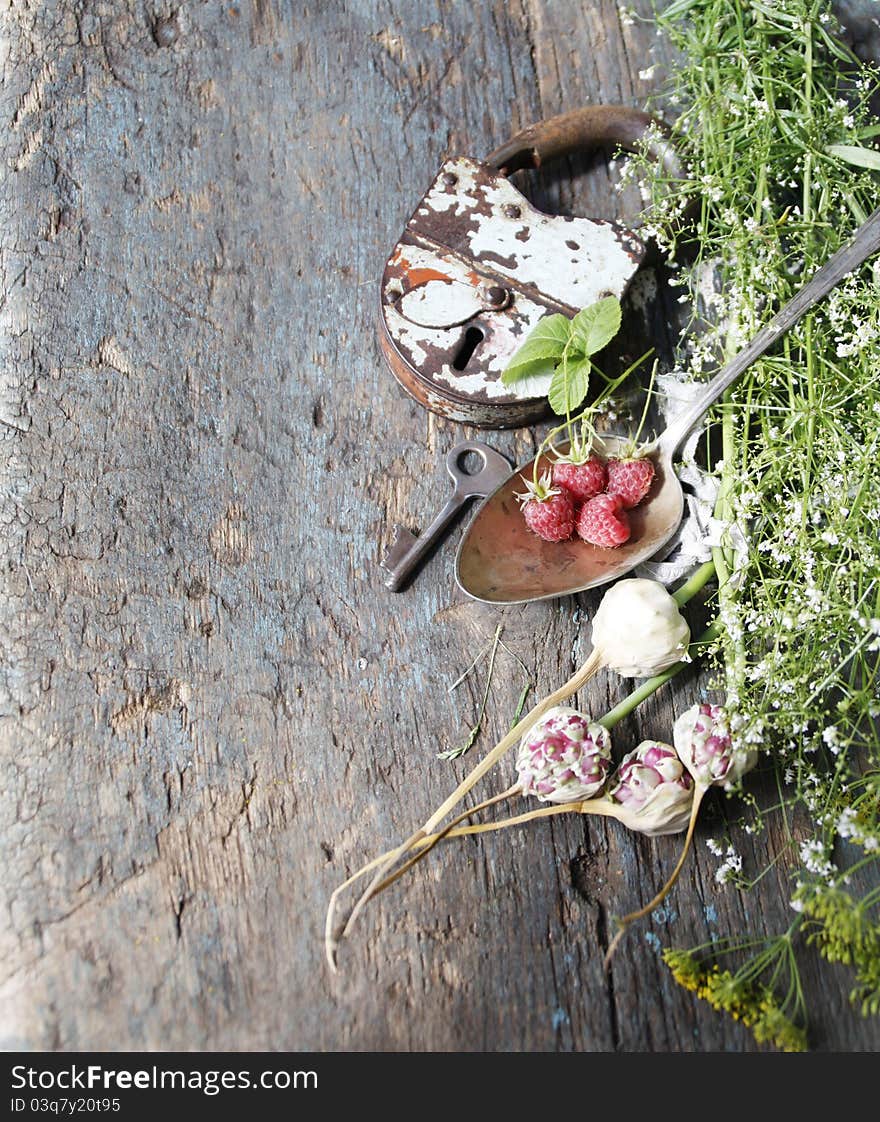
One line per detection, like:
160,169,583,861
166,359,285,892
516,706,612,804
591,578,690,677
608,740,694,836
673,703,758,788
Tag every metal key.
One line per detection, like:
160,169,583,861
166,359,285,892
380,441,512,592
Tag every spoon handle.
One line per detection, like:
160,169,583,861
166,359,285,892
659,206,880,458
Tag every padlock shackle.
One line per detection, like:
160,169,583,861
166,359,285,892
485,104,681,180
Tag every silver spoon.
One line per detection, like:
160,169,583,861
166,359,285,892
456,207,880,604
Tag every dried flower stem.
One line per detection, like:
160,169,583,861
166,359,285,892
324,784,520,970
379,798,623,870
335,648,604,948
333,799,625,907
440,625,503,760
329,565,721,966
370,785,523,895
603,787,706,969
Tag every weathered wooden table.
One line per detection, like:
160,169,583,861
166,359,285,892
3,0,879,1052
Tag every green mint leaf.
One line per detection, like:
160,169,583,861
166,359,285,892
571,296,622,356
501,313,571,384
661,0,701,18
826,143,880,171
547,355,591,416
500,356,559,385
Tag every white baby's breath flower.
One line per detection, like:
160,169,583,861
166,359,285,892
837,807,858,838
714,845,743,885
799,839,837,881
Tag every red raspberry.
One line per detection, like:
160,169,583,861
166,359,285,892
576,493,631,548
606,457,655,509
551,456,606,503
522,490,575,543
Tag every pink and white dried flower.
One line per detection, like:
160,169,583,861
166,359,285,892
673,703,757,789
609,740,694,836
516,706,612,804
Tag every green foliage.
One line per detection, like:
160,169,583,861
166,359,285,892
637,0,880,1047
501,296,622,416
570,296,622,357
826,144,880,171
547,356,591,417
499,313,571,383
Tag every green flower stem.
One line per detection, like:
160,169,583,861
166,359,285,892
601,620,721,732
598,560,718,731
672,559,717,608
529,348,656,487
713,391,744,688
718,394,737,575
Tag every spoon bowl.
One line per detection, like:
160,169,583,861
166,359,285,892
455,205,880,604
455,436,682,604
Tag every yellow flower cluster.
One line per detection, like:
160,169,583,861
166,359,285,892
662,950,808,1052
797,888,880,1016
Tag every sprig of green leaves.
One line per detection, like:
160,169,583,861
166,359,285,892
499,314,571,383
500,295,622,416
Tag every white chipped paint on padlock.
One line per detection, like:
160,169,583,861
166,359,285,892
378,105,681,428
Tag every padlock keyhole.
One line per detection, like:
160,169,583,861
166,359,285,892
451,326,484,371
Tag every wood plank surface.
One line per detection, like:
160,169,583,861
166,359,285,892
2,0,879,1052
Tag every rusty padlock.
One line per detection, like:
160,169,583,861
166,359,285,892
379,105,680,429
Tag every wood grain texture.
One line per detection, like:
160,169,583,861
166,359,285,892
1,0,878,1052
